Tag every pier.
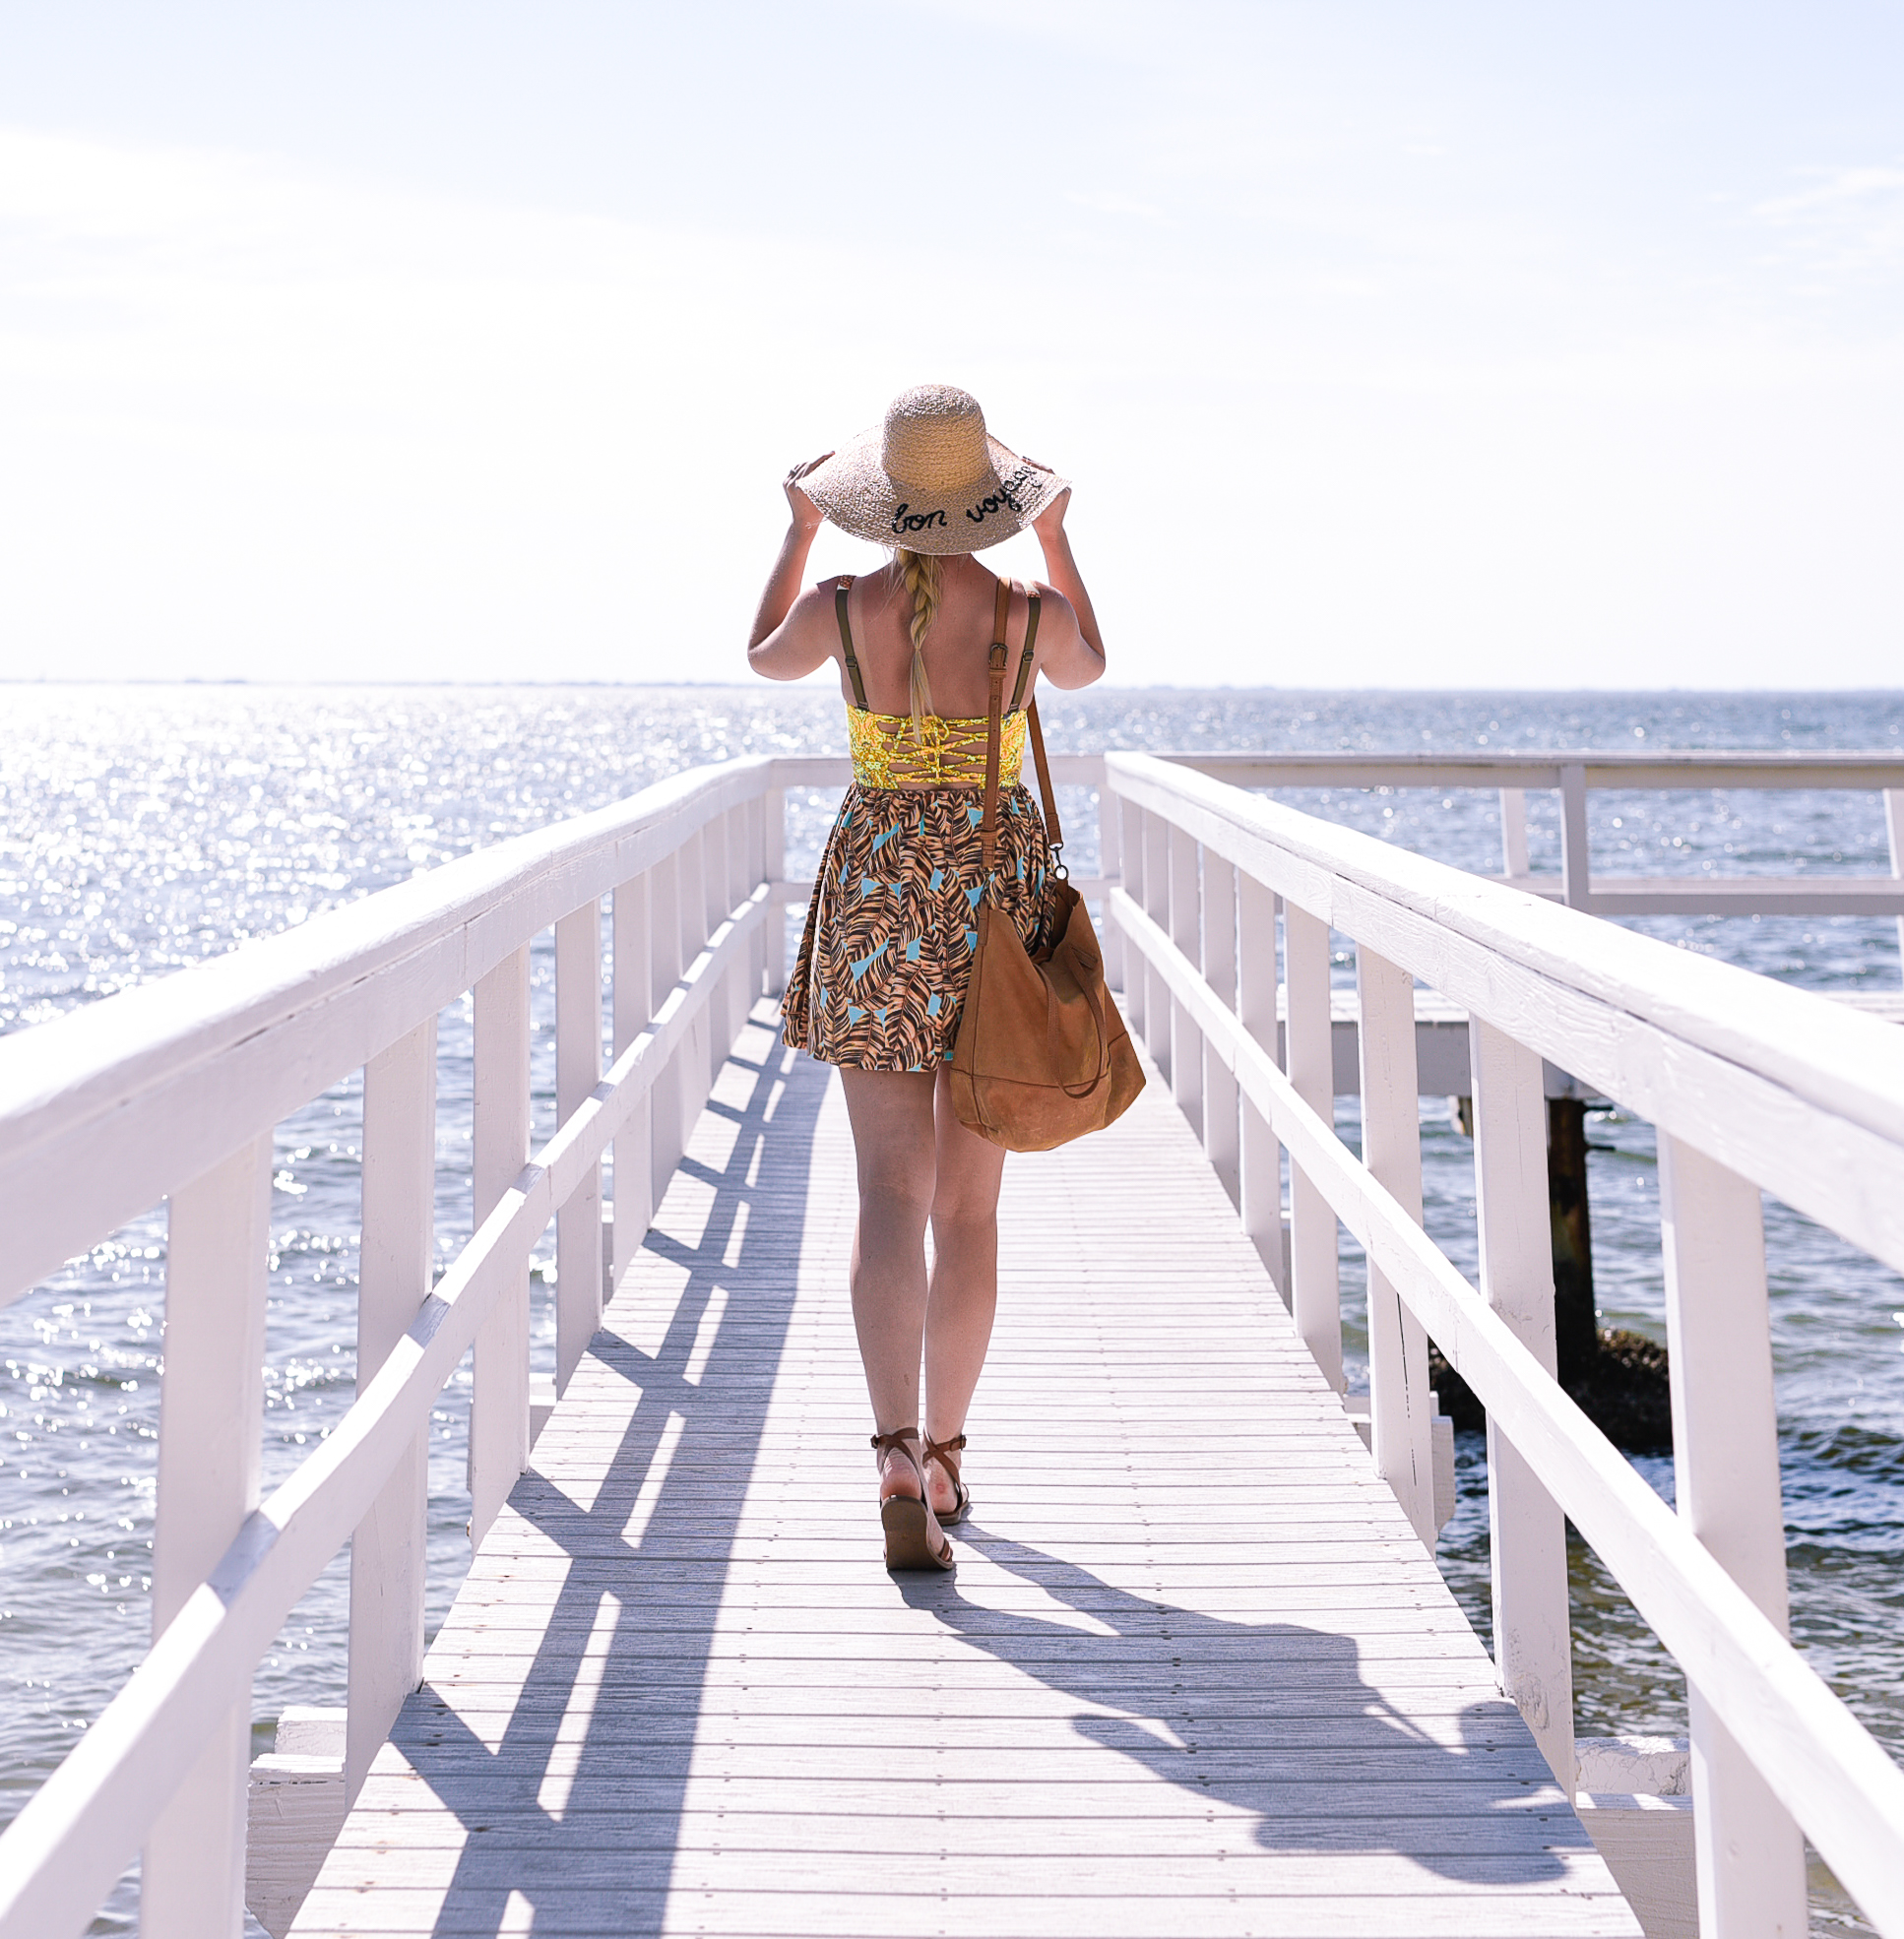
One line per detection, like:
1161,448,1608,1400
3,749,1904,1937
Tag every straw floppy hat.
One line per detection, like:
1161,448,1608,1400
799,384,1070,556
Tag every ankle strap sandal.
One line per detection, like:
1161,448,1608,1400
922,1433,971,1526
870,1429,954,1573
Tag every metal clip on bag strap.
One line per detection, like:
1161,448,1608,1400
834,576,867,710
980,576,1010,880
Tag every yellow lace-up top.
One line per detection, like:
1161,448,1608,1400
847,706,1027,789
834,575,1040,791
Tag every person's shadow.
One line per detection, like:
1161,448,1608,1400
896,1521,1584,1884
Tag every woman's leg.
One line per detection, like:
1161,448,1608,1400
921,1062,1008,1515
838,1066,940,1504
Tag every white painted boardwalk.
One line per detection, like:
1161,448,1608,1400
294,1004,1639,1938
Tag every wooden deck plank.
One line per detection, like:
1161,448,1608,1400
292,1003,1639,1939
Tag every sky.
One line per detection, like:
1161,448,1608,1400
1,2,1901,689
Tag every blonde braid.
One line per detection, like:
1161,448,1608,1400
896,548,941,745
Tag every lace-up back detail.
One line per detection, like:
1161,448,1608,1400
833,574,1037,791
847,705,1027,789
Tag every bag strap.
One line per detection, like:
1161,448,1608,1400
834,576,868,710
1026,698,1064,867
980,576,1010,882
980,576,1066,883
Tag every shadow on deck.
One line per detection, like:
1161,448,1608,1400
293,1006,1636,1939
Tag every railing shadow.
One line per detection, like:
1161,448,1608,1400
893,1527,1584,1886
361,1010,824,1937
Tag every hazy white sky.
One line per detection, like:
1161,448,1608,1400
2,2,1901,688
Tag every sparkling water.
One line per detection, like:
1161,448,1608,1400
3,684,1900,1932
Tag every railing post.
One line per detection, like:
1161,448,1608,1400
611,871,653,1300
1099,773,1124,996
764,785,787,997
1499,786,1530,879
1886,787,1903,988
469,944,530,1548
676,825,710,1141
1283,900,1343,1390
1237,872,1287,1300
1558,763,1592,911
1168,824,1202,1133
1356,945,1436,1547
1658,1132,1808,1939
1469,1018,1574,1789
1200,849,1240,1207
649,849,684,1194
1119,797,1147,1042
1143,811,1171,1077
143,1133,271,1939
555,900,604,1393
742,792,765,1000
725,800,750,1047
348,1019,434,1799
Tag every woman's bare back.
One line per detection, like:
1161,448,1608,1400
842,559,1048,719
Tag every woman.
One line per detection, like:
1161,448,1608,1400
747,384,1107,1569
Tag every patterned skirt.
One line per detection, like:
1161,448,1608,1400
783,784,1051,1072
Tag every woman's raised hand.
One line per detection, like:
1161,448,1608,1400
784,454,833,533
1021,457,1070,546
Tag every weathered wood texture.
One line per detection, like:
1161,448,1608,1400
294,1006,1638,1939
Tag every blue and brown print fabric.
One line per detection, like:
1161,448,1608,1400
783,783,1051,1071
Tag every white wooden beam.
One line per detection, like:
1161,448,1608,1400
1283,901,1343,1392
1658,1133,1807,1939
347,1019,434,1801
554,902,603,1394
1199,849,1240,1209
647,851,683,1197
1559,763,1592,911
1169,823,1205,1141
1470,1016,1574,1790
1499,785,1531,879
610,872,653,1299
1886,787,1904,989
1237,873,1287,1300
144,1134,272,1939
1356,945,1437,1548
469,946,530,1549
1098,775,1124,996
1143,810,1171,1079
1118,797,1146,1039
762,787,786,996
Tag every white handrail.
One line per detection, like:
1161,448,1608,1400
1110,756,1904,1262
1103,750,1904,1937
0,757,771,1311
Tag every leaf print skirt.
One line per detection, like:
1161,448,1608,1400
783,784,1051,1073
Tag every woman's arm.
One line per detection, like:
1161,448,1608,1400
1023,470,1107,689
747,457,839,681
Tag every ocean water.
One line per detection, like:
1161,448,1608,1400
2,683,1901,1933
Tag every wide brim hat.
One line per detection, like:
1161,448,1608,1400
800,383,1069,556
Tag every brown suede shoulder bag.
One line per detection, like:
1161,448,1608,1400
948,577,1145,1152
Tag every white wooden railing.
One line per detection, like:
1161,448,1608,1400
0,745,1901,1938
0,758,781,1939
1103,750,1904,1939
1178,749,1904,931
